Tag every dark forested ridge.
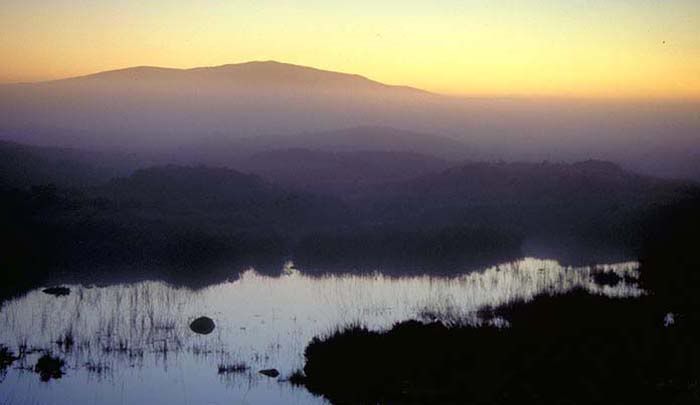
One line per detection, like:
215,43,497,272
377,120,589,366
0,163,349,296
1,138,697,300
237,148,453,196
0,140,140,188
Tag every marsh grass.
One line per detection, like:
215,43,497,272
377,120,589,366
0,345,18,375
84,360,111,378
54,330,74,352
0,258,644,389
217,361,248,374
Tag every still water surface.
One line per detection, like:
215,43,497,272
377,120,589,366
0,258,641,404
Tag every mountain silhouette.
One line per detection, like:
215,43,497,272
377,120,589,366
0,61,698,180
65,61,430,94
0,61,444,148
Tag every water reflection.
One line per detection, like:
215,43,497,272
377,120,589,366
0,258,641,404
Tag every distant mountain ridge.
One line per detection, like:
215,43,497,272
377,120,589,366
0,60,698,180
0,60,445,149
230,126,471,160
53,61,431,95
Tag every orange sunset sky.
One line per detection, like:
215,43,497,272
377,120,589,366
1,0,699,99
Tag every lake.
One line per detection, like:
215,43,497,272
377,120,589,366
0,257,642,404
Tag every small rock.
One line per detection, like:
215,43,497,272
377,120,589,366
42,287,70,297
189,317,215,335
259,368,280,378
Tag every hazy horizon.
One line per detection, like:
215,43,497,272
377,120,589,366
2,60,700,102
1,60,698,180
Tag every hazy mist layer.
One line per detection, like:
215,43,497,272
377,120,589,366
1,61,698,180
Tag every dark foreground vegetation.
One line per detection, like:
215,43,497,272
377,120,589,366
299,293,700,404
293,191,700,404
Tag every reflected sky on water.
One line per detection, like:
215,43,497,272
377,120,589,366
0,257,642,404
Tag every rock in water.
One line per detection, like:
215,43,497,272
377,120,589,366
189,317,216,335
42,287,70,297
259,368,280,378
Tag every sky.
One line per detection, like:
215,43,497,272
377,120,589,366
1,0,698,99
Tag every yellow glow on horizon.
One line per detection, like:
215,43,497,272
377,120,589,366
1,1,698,99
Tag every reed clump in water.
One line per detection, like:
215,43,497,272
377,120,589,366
34,354,65,382
217,361,248,374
